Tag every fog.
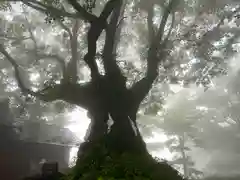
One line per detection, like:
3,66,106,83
1,1,240,179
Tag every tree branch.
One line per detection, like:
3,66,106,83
57,20,73,38
102,0,125,79
129,0,176,111
17,14,68,81
23,13,39,60
147,3,155,43
0,45,62,101
60,82,97,109
112,0,127,57
0,44,97,110
162,12,175,46
21,0,74,17
13,0,97,22
155,0,176,44
83,0,121,80
66,0,97,22
64,19,80,83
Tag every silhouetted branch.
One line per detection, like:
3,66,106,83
129,0,176,111
155,0,176,44
117,16,126,28
162,12,175,46
83,0,121,80
19,0,96,21
67,0,97,22
112,0,127,56
58,82,96,109
102,0,124,79
0,45,62,101
147,4,155,43
0,44,97,109
19,19,67,79
20,0,81,19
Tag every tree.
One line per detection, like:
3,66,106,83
156,91,204,179
190,70,240,176
163,135,203,179
157,62,240,177
1,0,240,179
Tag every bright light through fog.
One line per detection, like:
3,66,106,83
30,73,40,82
169,84,183,93
146,132,168,143
65,107,90,141
151,148,174,161
69,147,78,167
146,132,173,160
66,108,90,166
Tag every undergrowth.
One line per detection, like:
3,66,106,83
63,143,185,180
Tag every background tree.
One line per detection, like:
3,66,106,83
155,90,204,179
156,60,240,178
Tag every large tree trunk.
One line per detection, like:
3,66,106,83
73,77,151,180
73,94,184,180
77,76,148,157
80,113,148,155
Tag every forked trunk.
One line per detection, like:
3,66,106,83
106,114,147,154
78,109,148,157
74,106,185,180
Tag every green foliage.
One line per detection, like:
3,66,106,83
62,142,184,180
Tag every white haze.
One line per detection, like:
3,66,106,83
160,54,240,177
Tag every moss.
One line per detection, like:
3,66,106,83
62,143,185,180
